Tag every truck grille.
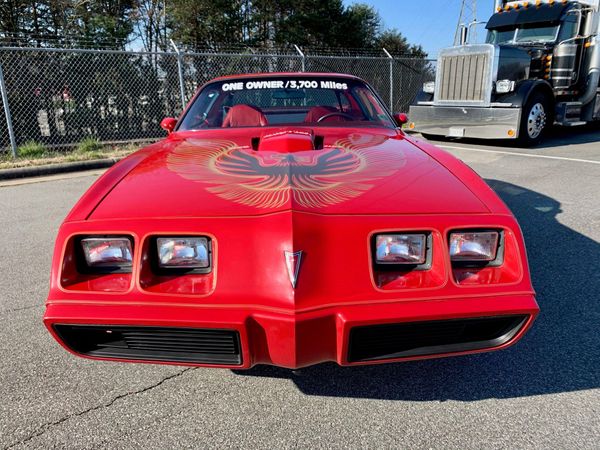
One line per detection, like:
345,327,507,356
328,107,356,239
436,45,494,104
54,324,242,365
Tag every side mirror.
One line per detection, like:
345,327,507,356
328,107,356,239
160,117,177,134
393,113,408,127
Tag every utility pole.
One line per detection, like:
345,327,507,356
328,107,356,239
454,0,479,46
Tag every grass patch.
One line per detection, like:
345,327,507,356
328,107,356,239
17,141,48,158
0,142,146,170
75,137,104,155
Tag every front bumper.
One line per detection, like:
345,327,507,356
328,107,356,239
45,293,538,369
408,104,521,139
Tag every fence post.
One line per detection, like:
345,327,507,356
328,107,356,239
170,40,187,110
0,63,17,158
383,48,393,111
294,44,306,72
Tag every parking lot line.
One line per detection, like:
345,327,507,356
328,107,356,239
439,145,600,166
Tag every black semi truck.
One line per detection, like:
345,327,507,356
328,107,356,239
408,0,600,146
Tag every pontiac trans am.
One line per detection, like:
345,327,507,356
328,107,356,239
44,73,539,369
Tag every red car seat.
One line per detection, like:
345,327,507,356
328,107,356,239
222,104,268,127
304,106,346,123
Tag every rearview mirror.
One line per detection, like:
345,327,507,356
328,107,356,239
160,117,177,134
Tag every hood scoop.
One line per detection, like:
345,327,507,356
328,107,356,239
254,128,323,152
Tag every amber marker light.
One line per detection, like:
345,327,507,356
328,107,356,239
409,122,415,129
508,129,516,137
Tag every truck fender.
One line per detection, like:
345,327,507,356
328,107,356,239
496,80,554,108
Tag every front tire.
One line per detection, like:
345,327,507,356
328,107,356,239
517,93,552,147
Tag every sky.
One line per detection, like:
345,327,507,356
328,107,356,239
344,0,496,58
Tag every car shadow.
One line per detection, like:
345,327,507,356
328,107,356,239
420,122,600,149
232,180,600,401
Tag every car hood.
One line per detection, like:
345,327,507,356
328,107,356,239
89,128,488,219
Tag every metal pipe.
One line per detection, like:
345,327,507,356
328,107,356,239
383,48,394,109
293,44,305,72
0,63,17,158
170,39,187,110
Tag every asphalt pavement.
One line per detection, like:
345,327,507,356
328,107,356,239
1,125,599,449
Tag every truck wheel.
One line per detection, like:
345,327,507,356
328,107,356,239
517,93,551,147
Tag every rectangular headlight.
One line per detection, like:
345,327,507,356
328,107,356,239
81,237,133,269
449,231,499,262
157,237,209,269
375,234,427,265
423,81,435,94
495,80,515,94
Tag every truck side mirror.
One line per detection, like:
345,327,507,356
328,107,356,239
393,113,408,126
160,117,177,134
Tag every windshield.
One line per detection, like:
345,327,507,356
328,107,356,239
486,25,559,44
178,76,396,130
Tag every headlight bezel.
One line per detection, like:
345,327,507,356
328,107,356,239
448,229,505,267
372,232,433,271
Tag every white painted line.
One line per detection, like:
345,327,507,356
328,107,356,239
439,145,600,165
0,169,106,188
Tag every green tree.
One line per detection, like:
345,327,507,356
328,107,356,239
376,29,428,58
166,0,245,49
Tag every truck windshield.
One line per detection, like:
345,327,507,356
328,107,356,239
486,25,560,44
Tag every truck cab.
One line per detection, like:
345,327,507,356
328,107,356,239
408,0,600,146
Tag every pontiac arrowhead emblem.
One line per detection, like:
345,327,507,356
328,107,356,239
284,251,303,288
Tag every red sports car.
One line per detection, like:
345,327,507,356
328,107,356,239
44,73,539,369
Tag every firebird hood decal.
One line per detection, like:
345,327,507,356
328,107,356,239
88,130,490,219
165,135,404,209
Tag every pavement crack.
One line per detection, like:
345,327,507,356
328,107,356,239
5,367,195,449
0,304,43,316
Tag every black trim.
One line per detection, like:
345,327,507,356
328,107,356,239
348,315,528,362
74,235,134,274
54,324,242,366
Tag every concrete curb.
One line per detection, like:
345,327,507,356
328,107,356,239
0,158,120,181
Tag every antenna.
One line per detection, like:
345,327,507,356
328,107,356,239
454,0,479,45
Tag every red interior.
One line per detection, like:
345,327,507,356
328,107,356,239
222,104,269,127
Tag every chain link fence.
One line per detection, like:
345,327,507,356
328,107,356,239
0,46,435,158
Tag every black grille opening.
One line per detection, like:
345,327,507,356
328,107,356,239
348,315,528,363
54,324,242,365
